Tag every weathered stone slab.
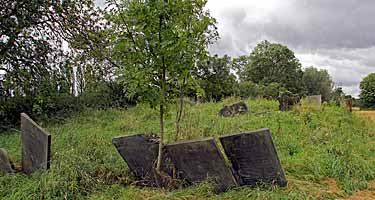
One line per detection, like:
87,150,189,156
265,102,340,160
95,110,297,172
219,128,287,187
21,113,51,174
165,138,236,192
278,91,300,111
0,148,14,174
219,102,249,117
112,134,169,186
307,95,322,106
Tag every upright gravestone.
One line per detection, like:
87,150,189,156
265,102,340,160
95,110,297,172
0,148,14,174
219,128,287,187
112,134,169,186
307,95,322,106
21,113,51,174
165,138,236,192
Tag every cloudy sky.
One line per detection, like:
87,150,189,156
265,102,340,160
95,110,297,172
97,0,375,97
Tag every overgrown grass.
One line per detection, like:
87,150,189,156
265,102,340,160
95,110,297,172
1,98,374,199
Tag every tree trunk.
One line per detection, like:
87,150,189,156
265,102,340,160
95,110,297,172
156,104,164,172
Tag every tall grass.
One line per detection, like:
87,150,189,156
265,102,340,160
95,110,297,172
1,98,374,199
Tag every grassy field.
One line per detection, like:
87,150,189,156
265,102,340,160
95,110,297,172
1,98,375,200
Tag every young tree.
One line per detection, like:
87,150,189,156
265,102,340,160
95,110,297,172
242,40,304,94
360,73,375,108
302,67,333,101
108,0,218,172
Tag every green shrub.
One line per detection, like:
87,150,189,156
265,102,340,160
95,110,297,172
0,82,134,133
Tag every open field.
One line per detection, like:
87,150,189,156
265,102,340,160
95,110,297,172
355,110,375,122
1,99,375,199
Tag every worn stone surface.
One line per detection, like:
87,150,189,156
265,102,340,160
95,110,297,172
307,95,322,106
112,134,170,186
219,128,287,187
165,138,236,192
278,91,300,111
219,102,249,117
0,148,14,174
21,113,51,174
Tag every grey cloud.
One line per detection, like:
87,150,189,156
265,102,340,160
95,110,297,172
266,0,375,49
208,0,375,96
212,0,375,52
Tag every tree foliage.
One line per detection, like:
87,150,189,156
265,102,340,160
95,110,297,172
197,55,237,101
243,40,304,94
331,87,345,106
302,67,333,101
0,0,107,97
360,73,375,108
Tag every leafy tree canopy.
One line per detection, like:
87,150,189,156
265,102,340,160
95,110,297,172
197,55,237,101
243,40,304,94
109,0,218,108
360,73,375,108
0,0,105,97
302,67,333,101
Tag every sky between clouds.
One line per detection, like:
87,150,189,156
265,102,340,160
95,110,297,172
97,0,375,97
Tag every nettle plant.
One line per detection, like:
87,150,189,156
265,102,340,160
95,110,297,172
108,0,218,172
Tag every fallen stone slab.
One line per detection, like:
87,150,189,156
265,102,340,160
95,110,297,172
219,101,249,117
112,134,170,186
219,128,287,187
0,148,14,174
21,113,51,174
165,138,236,192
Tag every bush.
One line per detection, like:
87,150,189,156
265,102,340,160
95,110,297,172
359,73,375,109
258,83,286,99
236,81,259,99
0,82,135,133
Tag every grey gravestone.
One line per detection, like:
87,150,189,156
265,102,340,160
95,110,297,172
307,95,322,106
219,128,287,187
112,134,170,186
0,148,14,174
21,113,51,174
165,138,236,192
219,102,249,117
278,91,300,111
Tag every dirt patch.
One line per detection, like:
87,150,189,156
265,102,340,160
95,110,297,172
346,191,375,200
345,181,375,200
322,178,343,196
355,110,375,122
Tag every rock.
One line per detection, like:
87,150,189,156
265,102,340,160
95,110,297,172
219,106,233,117
0,148,14,174
278,91,300,111
21,113,51,174
219,102,249,117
